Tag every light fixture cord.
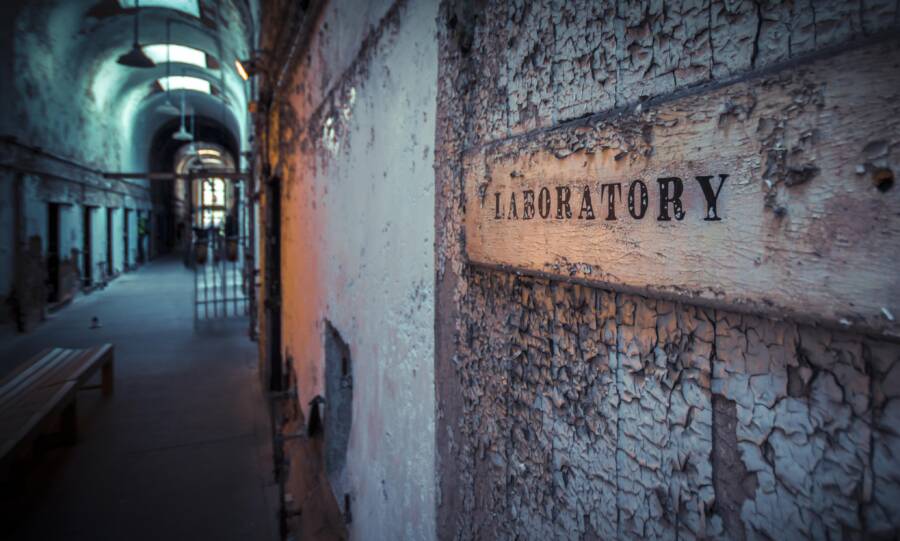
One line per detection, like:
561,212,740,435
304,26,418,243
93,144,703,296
180,79,186,129
134,0,141,45
165,19,169,70
165,19,172,103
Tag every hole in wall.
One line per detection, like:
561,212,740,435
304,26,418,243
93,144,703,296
306,395,324,438
323,320,353,509
873,168,894,192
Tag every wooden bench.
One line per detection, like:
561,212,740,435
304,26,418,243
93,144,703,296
0,345,114,472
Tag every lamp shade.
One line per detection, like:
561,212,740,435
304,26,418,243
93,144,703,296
172,126,193,141
117,42,156,68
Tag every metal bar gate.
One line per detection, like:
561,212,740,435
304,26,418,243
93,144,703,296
191,175,253,322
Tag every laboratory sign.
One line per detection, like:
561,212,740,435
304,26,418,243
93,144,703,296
462,44,900,336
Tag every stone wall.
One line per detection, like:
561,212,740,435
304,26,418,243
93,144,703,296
0,1,174,326
435,1,900,539
265,0,439,538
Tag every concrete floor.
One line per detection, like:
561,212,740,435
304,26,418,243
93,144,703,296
0,257,279,540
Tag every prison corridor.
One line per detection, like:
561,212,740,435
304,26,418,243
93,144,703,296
0,258,278,540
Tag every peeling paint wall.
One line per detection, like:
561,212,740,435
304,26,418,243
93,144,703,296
3,1,126,172
110,207,124,276
0,1,154,321
268,0,438,538
94,207,109,282
438,271,900,539
435,1,900,539
456,0,900,148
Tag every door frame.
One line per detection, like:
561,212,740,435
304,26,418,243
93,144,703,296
46,202,61,302
106,207,114,277
83,205,93,287
264,175,282,391
123,208,131,271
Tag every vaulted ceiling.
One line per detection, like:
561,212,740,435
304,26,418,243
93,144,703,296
0,0,258,172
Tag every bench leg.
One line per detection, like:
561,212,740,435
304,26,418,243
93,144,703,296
101,360,114,396
61,401,78,445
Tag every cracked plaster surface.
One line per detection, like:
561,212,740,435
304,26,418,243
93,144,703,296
441,272,900,540
435,1,900,539
463,0,898,148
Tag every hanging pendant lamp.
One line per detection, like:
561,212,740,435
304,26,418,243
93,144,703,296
172,127,193,141
117,0,155,68
185,113,199,156
172,89,193,141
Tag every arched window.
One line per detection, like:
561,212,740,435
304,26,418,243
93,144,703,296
199,178,226,228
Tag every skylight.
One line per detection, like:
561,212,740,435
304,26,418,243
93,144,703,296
158,75,211,94
143,44,209,69
119,0,200,18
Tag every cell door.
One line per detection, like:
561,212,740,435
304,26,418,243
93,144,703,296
123,208,131,271
137,211,145,264
47,203,60,302
82,206,92,286
106,208,114,277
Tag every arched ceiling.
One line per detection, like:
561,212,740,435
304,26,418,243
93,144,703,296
0,0,258,173
147,105,241,174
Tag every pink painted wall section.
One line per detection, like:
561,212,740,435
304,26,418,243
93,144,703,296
276,1,438,539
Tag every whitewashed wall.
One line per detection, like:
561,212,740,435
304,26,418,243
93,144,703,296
277,1,439,539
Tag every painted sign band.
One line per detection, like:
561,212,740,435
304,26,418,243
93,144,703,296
463,42,900,336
